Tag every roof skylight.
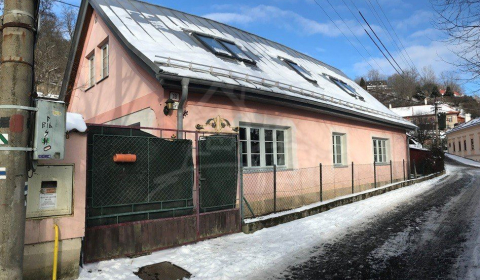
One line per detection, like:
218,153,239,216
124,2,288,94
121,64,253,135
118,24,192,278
193,34,233,57
280,58,316,83
219,40,255,64
192,33,255,64
325,74,365,101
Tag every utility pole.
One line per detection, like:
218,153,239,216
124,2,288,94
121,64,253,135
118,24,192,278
0,1,37,279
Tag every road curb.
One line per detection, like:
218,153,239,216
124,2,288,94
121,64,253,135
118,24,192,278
242,170,446,234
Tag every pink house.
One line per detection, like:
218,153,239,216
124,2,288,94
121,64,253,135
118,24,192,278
23,0,415,279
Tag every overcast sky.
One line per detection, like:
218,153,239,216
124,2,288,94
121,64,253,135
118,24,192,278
55,0,477,95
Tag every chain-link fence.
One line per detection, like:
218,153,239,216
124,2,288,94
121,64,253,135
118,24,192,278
243,160,418,218
86,125,240,227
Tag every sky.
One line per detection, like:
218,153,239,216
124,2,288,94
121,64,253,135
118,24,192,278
53,0,478,96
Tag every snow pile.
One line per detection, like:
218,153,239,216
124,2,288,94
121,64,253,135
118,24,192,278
78,168,454,280
66,112,87,132
445,153,480,168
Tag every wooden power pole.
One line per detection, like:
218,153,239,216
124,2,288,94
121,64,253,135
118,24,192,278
0,0,37,279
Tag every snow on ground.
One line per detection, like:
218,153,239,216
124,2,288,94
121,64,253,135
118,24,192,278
78,166,456,280
446,153,480,168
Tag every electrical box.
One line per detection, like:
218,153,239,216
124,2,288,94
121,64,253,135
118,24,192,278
26,165,74,218
33,99,66,160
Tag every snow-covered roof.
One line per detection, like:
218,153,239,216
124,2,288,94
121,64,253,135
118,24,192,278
64,0,414,129
391,104,458,117
446,118,480,134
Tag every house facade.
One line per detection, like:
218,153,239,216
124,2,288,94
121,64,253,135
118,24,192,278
446,119,480,161
391,104,468,130
23,0,415,279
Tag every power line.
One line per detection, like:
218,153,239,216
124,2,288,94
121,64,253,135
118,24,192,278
53,0,79,8
326,0,388,76
373,0,417,71
364,27,403,76
312,0,377,71
359,11,405,75
363,0,413,70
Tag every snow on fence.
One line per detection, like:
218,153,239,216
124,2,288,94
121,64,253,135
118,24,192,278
242,160,409,218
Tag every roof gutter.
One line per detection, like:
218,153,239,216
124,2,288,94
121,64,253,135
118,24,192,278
156,72,417,131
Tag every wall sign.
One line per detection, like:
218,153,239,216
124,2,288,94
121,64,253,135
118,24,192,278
0,168,5,179
0,134,8,145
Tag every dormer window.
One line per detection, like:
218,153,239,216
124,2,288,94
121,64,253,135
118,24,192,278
192,33,255,64
324,74,365,101
280,57,316,83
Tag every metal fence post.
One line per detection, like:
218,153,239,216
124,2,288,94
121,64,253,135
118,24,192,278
374,162,377,188
194,132,200,240
390,160,393,184
351,162,354,194
273,164,277,213
403,159,406,182
319,163,323,202
238,134,244,224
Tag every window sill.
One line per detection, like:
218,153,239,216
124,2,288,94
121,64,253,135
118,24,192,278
334,164,349,168
242,166,289,173
85,85,95,92
374,162,390,166
97,75,109,84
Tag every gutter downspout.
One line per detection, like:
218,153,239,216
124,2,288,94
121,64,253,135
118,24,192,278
177,78,190,139
407,134,411,179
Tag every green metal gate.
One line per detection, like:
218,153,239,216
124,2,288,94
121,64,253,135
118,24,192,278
198,135,238,212
86,126,194,227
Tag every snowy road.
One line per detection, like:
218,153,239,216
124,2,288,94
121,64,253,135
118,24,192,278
279,163,480,280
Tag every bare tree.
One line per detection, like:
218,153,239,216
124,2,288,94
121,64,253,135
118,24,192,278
439,71,464,93
432,0,480,87
387,67,420,99
61,6,77,41
366,69,384,81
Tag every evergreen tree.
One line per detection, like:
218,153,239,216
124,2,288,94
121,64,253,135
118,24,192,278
444,86,454,97
430,85,441,98
359,77,366,90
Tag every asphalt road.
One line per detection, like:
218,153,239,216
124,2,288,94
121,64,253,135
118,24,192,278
278,162,480,280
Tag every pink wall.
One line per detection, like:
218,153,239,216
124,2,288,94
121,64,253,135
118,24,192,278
68,10,165,127
24,133,87,244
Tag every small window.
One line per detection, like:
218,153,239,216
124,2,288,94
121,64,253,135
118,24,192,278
464,140,467,151
459,141,461,151
332,133,346,165
471,138,474,150
280,57,316,83
219,40,255,64
193,33,234,57
88,55,95,87
101,43,109,79
453,142,456,152
373,138,388,164
239,125,288,168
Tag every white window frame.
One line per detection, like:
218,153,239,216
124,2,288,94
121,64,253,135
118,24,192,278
373,138,389,164
88,54,95,87
240,125,288,168
101,43,109,79
332,133,346,166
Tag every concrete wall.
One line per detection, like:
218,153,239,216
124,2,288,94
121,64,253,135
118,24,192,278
447,125,480,161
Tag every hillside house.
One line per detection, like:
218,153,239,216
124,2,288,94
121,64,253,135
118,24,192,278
446,118,480,161
391,103,469,130
22,0,416,279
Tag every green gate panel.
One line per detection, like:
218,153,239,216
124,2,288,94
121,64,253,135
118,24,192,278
199,135,238,212
87,127,194,227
